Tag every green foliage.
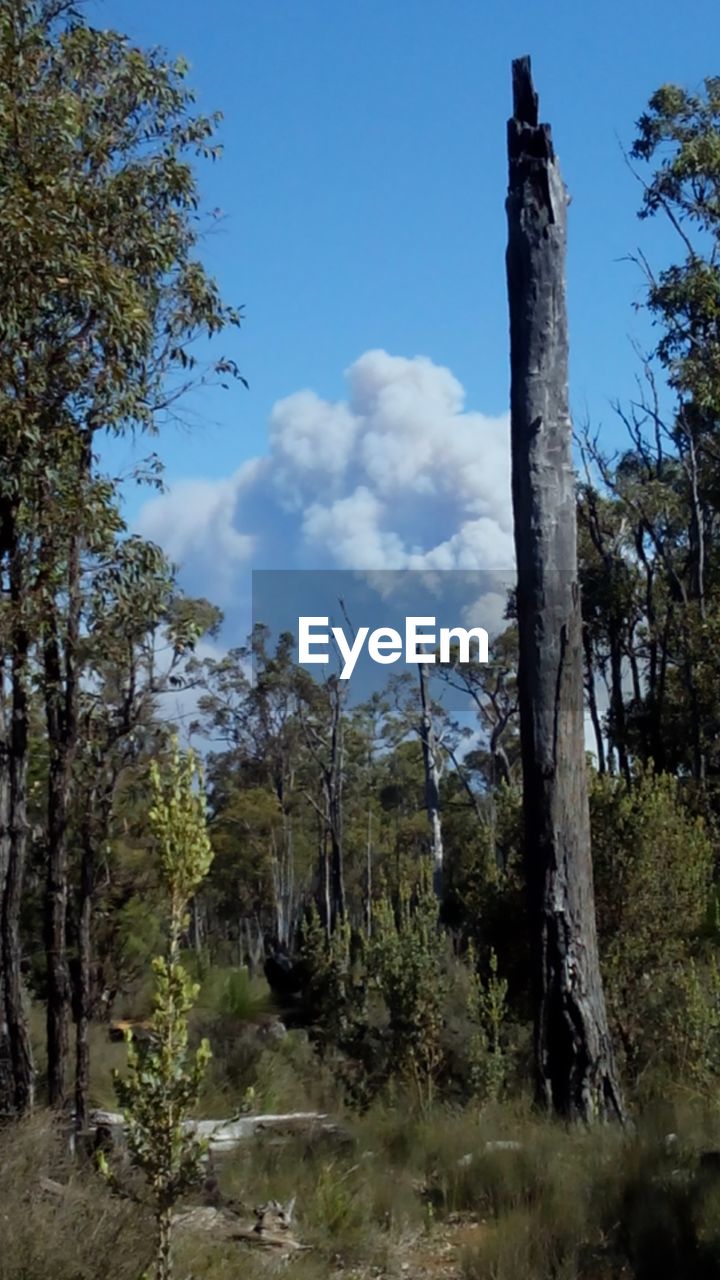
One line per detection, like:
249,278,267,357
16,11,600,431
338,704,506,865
467,946,509,1104
302,905,367,1049
633,77,720,415
196,964,268,1022
106,741,214,1280
371,866,447,1107
591,767,718,1090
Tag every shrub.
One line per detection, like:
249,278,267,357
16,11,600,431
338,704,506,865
590,766,718,1090
371,865,448,1108
106,742,214,1280
467,946,509,1104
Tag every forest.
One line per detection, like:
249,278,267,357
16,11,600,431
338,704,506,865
3,3,720,1280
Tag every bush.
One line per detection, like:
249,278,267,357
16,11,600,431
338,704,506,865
196,965,270,1023
371,865,448,1108
591,766,718,1091
466,946,509,1104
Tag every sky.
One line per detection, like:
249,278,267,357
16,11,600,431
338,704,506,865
87,0,720,644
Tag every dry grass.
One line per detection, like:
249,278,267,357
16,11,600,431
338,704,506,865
7,1049,720,1279
0,1112,151,1280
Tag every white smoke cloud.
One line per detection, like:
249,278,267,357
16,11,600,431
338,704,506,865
136,349,513,627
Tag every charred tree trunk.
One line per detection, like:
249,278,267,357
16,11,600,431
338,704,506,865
505,56,624,1122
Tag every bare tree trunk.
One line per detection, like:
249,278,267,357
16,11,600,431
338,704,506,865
319,818,332,943
364,804,373,939
44,619,73,1108
418,664,444,899
0,665,11,1110
2,542,35,1114
608,629,631,786
326,681,345,931
44,522,82,1108
74,802,95,1137
582,626,606,775
505,56,624,1122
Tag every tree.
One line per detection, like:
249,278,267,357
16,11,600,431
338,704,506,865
108,741,214,1280
193,629,313,952
0,0,244,1110
72,539,221,1134
385,670,451,899
505,56,624,1121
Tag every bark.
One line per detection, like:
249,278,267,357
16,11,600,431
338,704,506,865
156,1203,172,1280
44,529,81,1107
302,679,346,937
418,664,444,899
582,625,606,775
0,665,11,1109
505,56,624,1122
271,810,296,949
43,620,72,1107
364,804,373,939
74,804,95,1136
608,627,630,786
326,681,346,929
2,540,35,1113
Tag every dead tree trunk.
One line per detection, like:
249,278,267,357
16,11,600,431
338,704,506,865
505,56,624,1122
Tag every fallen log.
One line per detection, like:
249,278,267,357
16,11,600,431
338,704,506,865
87,1108,343,1153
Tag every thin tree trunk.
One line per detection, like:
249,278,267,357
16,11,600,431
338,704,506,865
44,531,81,1107
0,664,11,1110
418,663,444,899
2,541,35,1113
326,682,345,930
608,628,631,786
365,803,373,939
74,805,95,1137
156,1202,172,1280
505,56,624,1122
319,818,331,943
583,626,606,775
44,625,72,1108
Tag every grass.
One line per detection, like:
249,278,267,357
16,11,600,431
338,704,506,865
10,1020,720,1279
0,1112,151,1280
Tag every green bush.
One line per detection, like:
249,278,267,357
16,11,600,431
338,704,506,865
371,865,448,1108
591,766,718,1091
196,964,269,1022
467,946,509,1104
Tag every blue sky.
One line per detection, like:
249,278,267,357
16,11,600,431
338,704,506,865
87,0,720,637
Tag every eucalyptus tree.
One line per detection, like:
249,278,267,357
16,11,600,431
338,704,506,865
192,629,316,951
0,0,244,1110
